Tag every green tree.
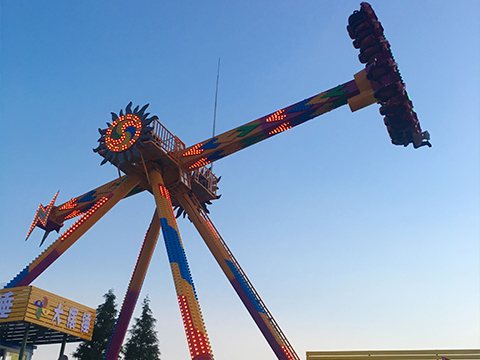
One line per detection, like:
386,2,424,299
122,296,161,360
72,289,118,360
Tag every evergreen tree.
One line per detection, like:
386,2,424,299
72,289,118,360
122,296,161,360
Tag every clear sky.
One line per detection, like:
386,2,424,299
1,1,479,359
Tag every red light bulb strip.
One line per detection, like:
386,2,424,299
183,143,205,157
105,114,143,152
60,196,109,242
188,158,211,169
179,295,212,359
25,192,59,240
58,197,78,210
158,185,172,203
281,345,295,360
266,109,287,122
268,122,292,135
64,209,84,220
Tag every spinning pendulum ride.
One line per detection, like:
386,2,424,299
5,3,430,360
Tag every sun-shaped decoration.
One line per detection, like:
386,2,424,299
94,102,157,166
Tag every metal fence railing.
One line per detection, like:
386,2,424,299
151,120,185,159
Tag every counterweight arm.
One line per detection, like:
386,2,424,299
4,174,142,289
25,175,146,243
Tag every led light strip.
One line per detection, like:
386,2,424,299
268,122,292,135
266,109,287,122
25,192,58,240
281,345,295,360
64,209,84,220
105,114,143,151
58,197,78,210
183,143,205,157
60,196,110,242
158,185,172,203
179,295,212,358
188,158,211,169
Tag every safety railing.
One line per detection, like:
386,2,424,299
151,119,186,159
191,166,218,198
150,120,218,197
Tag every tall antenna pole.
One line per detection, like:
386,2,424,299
211,58,220,171
212,58,220,138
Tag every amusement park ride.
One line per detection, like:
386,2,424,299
4,3,430,360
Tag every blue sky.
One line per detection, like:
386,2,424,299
1,1,479,359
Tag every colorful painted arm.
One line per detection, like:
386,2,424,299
174,189,299,360
180,80,360,170
180,2,430,171
149,168,213,360
104,211,161,360
5,174,141,289
25,176,146,245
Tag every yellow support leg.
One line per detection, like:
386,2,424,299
149,168,213,360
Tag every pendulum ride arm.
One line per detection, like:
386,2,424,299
173,189,298,360
149,167,213,360
104,211,161,360
180,79,361,170
180,2,430,171
4,174,142,289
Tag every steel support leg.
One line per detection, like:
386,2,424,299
149,168,213,360
104,211,161,360
174,189,298,360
